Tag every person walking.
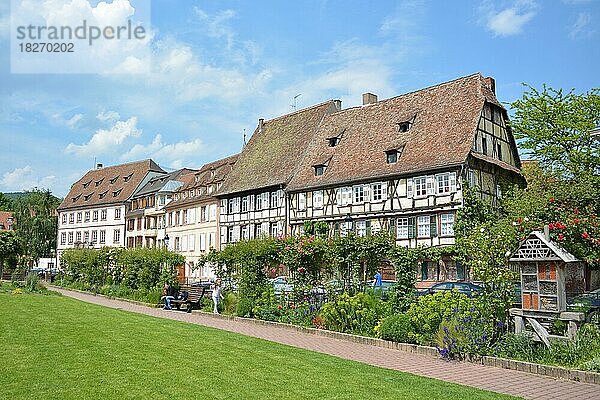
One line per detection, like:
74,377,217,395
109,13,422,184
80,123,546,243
212,278,224,314
373,269,383,295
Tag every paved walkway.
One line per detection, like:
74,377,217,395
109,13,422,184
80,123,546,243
52,287,600,400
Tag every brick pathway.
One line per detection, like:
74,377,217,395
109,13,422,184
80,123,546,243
52,287,600,400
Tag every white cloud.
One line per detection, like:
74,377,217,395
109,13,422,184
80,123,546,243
96,110,120,122
65,116,141,156
480,1,538,36
570,12,595,39
120,134,205,168
66,113,83,129
1,166,56,192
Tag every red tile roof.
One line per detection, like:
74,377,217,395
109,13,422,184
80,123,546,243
58,159,164,211
287,73,510,191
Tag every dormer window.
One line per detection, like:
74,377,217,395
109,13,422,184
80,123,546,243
82,180,92,189
327,137,340,147
99,190,108,199
83,193,94,201
314,165,326,176
398,122,410,133
112,188,123,197
110,175,119,184
95,178,104,187
72,194,81,203
386,149,399,164
123,173,133,182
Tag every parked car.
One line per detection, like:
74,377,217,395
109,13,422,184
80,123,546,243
270,276,294,295
569,288,600,326
417,281,483,298
367,280,397,296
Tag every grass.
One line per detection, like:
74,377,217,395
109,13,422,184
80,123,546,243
0,290,516,400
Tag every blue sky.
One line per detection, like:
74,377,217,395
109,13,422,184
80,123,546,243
0,0,598,197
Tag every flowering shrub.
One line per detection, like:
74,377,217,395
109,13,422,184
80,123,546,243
376,314,415,343
319,292,384,336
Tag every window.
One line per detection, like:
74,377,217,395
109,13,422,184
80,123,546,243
298,193,306,210
76,231,82,242
114,208,121,219
255,223,263,238
255,194,263,210
175,211,181,225
227,227,234,243
68,232,74,244
77,212,82,223
436,173,457,194
84,211,90,222
188,235,195,251
314,165,325,176
62,213,67,224
497,143,503,161
356,220,367,237
209,204,217,221
99,230,106,244
417,216,430,238
353,185,366,203
386,150,398,164
60,232,66,245
84,231,90,242
336,187,353,206
69,213,74,223
113,229,120,244
482,136,488,155
371,183,382,201
200,233,207,251
327,137,340,147
227,199,234,214
271,192,279,208
313,190,323,208
91,230,98,243
440,213,454,236
92,210,98,221
398,121,411,133
209,232,215,249
467,170,476,187
270,222,279,238
414,177,427,197
241,225,249,241
241,196,248,212
397,218,409,239
174,237,181,251
183,210,188,224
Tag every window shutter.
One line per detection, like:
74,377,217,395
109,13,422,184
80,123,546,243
449,172,457,192
389,218,396,237
363,185,371,202
366,220,371,236
220,227,227,244
336,188,341,206
426,176,435,195
406,179,414,198
430,215,438,237
382,183,388,200
334,222,340,236
408,217,416,239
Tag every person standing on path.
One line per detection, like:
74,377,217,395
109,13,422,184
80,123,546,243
373,269,382,295
212,278,224,314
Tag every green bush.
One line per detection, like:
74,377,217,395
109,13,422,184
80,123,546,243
377,314,415,343
319,292,384,336
223,292,238,315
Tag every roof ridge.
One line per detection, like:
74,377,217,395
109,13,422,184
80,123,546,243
262,99,335,125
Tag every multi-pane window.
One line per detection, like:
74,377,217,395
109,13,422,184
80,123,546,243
113,229,120,244
337,187,353,206
298,193,306,210
84,231,90,242
353,185,365,203
114,208,121,219
436,173,457,194
61,232,66,245
356,220,367,237
209,204,217,221
183,210,188,225
414,177,427,197
92,210,98,221
313,190,323,208
175,211,181,226
241,225,249,240
441,213,454,236
201,206,208,222
84,211,90,222
417,216,430,238
69,213,74,223
76,231,82,242
68,232,74,244
99,230,106,244
241,196,248,212
91,230,98,243
77,212,82,223
100,209,107,221
227,199,234,214
397,218,409,239
371,183,382,201
255,194,263,210
271,192,279,208
255,223,263,238
270,222,279,238
227,227,234,243
62,213,67,224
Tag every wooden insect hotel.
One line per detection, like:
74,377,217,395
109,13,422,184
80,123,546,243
509,230,586,344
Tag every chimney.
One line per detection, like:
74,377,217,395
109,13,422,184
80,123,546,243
484,76,496,95
96,163,103,169
258,118,264,132
333,99,342,111
362,92,378,105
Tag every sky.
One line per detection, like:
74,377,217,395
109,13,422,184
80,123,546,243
0,0,598,197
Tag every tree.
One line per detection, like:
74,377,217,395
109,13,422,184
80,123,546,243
0,192,12,211
13,188,61,268
511,85,600,179
0,231,21,275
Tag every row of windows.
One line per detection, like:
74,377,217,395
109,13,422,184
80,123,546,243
60,229,119,245
407,172,457,198
172,232,216,252
395,213,454,239
167,205,217,227
173,184,218,201
222,190,284,214
61,208,120,225
223,221,284,243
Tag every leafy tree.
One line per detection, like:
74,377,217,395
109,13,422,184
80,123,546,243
511,85,600,179
0,231,21,274
0,192,12,211
12,188,61,268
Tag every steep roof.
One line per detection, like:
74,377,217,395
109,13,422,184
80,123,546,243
132,168,196,198
166,154,238,209
217,101,338,196
58,159,164,211
510,231,579,263
287,73,509,191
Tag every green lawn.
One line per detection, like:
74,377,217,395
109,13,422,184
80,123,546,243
0,291,516,400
